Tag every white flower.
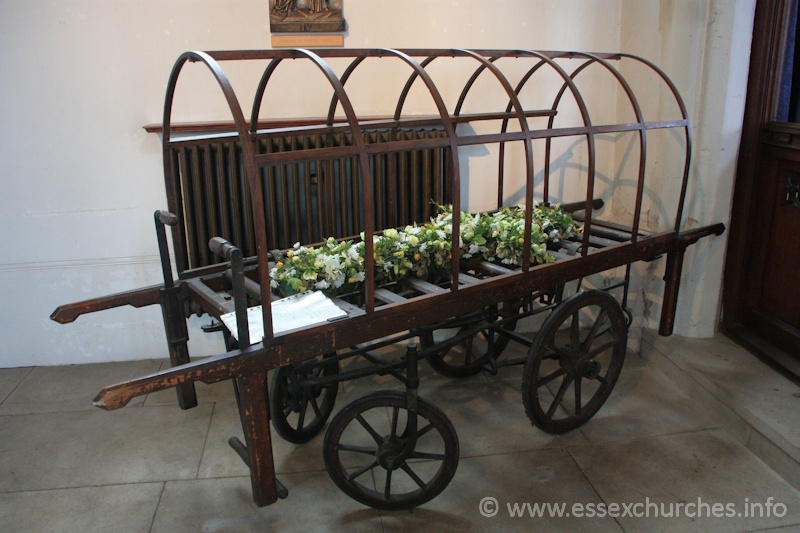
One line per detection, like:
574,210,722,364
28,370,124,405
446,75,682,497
321,255,341,279
314,280,330,290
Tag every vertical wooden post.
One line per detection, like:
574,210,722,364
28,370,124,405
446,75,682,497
659,248,685,336
236,372,279,507
159,288,199,410
154,211,198,410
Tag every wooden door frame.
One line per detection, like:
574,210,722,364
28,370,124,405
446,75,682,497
723,0,800,376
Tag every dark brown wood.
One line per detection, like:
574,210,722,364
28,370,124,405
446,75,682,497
235,373,279,507
92,223,724,412
724,0,786,329
658,249,685,336
159,286,198,410
50,285,162,324
723,0,800,371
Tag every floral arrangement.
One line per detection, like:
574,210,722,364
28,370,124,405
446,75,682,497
269,202,580,296
270,238,366,296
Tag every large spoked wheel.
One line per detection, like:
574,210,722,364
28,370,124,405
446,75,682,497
270,353,339,444
323,391,459,510
522,291,627,434
422,302,522,378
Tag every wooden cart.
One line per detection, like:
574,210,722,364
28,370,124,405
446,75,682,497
52,48,725,509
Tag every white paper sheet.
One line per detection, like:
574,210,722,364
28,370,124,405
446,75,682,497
220,291,348,342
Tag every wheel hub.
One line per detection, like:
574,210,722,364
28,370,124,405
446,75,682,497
557,347,601,379
578,359,601,379
376,437,405,470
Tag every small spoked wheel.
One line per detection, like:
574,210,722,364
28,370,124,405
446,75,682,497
423,302,521,378
270,353,339,443
522,291,627,434
323,391,459,510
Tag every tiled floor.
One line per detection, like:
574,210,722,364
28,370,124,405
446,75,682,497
1,331,798,532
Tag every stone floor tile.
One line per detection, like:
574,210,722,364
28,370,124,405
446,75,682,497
197,398,328,479
0,483,163,533
151,474,381,532
0,404,213,491
380,448,621,532
0,359,163,414
577,364,720,443
412,378,588,458
654,333,800,452
568,428,800,532
0,367,32,406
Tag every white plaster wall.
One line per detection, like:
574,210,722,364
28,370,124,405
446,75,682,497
0,0,749,366
613,0,756,338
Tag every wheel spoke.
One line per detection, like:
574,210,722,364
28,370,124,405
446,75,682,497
309,394,323,419
400,463,427,488
547,340,568,359
464,334,474,366
337,443,377,455
574,376,582,416
296,397,308,429
410,450,446,461
416,422,435,439
390,406,400,438
348,460,379,482
537,367,567,388
582,308,608,350
384,469,393,498
586,340,617,360
356,414,384,444
547,374,573,419
570,311,581,346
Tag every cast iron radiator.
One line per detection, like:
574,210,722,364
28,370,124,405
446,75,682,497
167,128,452,272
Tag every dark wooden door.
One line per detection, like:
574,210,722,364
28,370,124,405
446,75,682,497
724,0,800,375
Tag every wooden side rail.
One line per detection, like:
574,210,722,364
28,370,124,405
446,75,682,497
50,285,163,324
92,222,724,413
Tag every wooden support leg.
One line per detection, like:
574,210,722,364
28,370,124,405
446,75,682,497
235,372,280,507
659,248,685,336
160,287,198,409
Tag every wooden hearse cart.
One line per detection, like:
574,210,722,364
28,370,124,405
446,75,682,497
52,48,725,510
